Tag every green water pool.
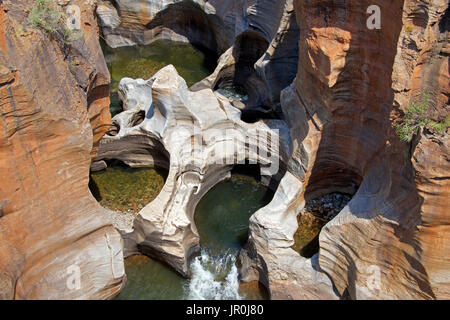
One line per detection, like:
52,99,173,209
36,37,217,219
194,174,273,254
89,164,167,214
115,174,272,300
291,213,324,258
116,254,269,300
117,255,186,300
101,39,217,117
291,193,352,257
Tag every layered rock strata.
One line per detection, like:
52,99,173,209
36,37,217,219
94,0,448,300
0,0,124,299
1,0,446,301
241,0,449,300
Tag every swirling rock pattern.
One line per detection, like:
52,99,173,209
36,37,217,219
0,0,125,299
0,0,447,300
242,0,449,300
94,65,291,275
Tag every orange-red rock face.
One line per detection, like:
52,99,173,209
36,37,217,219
0,0,447,300
290,0,449,299
0,0,124,299
395,0,450,300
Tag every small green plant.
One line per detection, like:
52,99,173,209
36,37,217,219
395,94,430,142
396,94,449,142
28,0,77,43
429,115,450,135
406,26,413,33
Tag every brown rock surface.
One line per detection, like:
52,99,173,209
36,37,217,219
393,0,449,300
280,0,449,299
1,0,446,301
244,0,448,300
0,0,124,299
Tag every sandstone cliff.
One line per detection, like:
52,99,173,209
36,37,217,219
285,0,449,299
0,0,124,299
95,0,449,300
0,0,447,301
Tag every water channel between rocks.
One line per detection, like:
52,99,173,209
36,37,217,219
95,39,350,300
107,173,272,300
96,35,272,298
90,162,352,299
101,39,217,117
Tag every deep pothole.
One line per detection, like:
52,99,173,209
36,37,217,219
117,165,273,300
89,159,168,229
292,192,353,258
97,12,277,301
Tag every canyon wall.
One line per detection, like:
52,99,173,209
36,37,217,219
393,0,449,299
0,0,124,299
276,0,448,299
241,0,448,300
97,0,298,107
95,0,448,300
0,0,447,300
97,0,288,52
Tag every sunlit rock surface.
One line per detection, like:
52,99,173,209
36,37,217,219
94,65,291,275
95,0,449,300
246,0,449,300
0,0,124,299
0,0,448,300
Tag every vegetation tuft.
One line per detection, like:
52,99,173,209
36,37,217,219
395,94,449,142
28,0,81,44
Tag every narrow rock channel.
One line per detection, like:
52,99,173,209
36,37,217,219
104,173,271,300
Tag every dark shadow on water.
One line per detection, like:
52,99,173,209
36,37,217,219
194,172,274,255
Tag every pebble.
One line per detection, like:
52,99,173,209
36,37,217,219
105,209,136,231
302,192,352,221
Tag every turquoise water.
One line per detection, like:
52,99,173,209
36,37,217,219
101,39,216,117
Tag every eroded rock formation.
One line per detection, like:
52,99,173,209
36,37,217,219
93,0,448,300
1,0,447,300
0,0,124,299
241,0,449,300
97,0,299,108
93,65,290,275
